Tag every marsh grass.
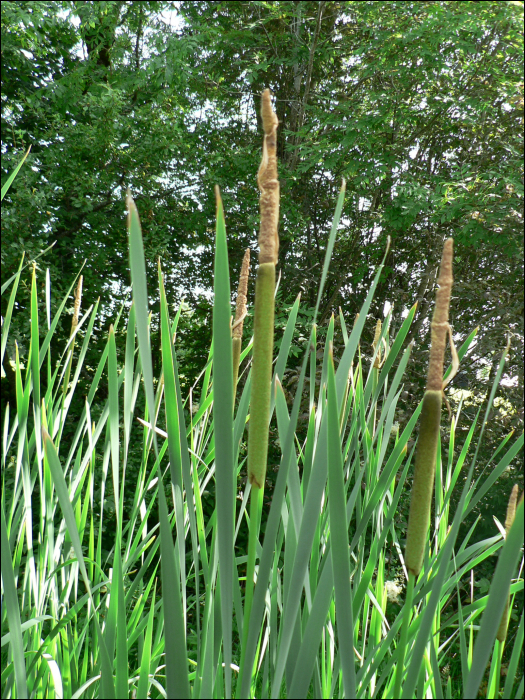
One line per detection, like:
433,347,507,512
1,100,524,699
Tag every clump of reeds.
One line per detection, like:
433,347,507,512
4,90,524,700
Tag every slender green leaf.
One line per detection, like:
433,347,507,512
212,189,234,698
326,345,356,698
464,500,524,698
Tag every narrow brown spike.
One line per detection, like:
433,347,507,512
427,238,453,391
257,89,279,265
233,248,250,339
71,276,83,334
372,319,382,368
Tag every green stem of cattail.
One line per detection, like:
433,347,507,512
232,248,250,406
239,88,279,697
239,482,263,680
404,389,442,575
232,337,242,405
393,573,415,698
405,238,454,580
496,484,520,643
247,263,275,488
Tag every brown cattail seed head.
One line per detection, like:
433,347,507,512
233,248,250,339
373,319,382,368
71,275,83,334
427,239,453,391
257,89,279,265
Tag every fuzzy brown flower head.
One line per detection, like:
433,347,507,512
233,248,250,339
373,319,382,368
257,89,279,265
427,238,453,391
71,275,83,333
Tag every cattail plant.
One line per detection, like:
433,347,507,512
496,484,520,643
232,248,250,402
395,238,458,697
247,88,279,491
239,88,279,691
405,237,457,579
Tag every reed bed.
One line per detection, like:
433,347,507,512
1,92,523,699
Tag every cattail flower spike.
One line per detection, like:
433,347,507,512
240,89,279,692
232,247,251,402
231,310,248,333
232,247,250,338
440,322,460,418
405,238,455,579
372,319,388,370
496,484,520,643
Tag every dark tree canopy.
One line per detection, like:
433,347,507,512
2,1,523,510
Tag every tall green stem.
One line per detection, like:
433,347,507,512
246,263,275,489
393,573,415,698
238,483,263,694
